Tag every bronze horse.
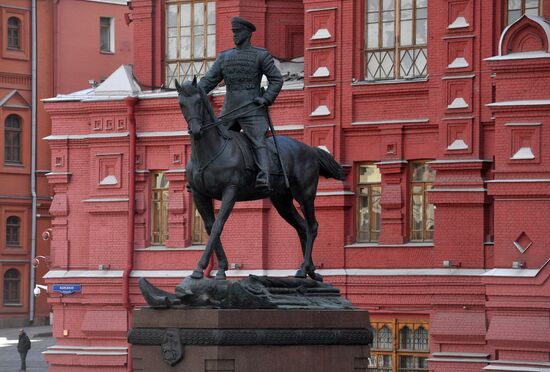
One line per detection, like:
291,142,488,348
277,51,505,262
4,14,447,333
175,78,344,281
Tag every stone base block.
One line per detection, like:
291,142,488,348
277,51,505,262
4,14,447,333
129,308,372,372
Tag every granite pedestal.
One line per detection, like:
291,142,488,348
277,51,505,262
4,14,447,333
128,308,372,372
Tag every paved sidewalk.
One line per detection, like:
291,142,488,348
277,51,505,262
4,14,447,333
0,325,53,372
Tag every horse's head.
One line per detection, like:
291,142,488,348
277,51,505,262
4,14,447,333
175,77,208,140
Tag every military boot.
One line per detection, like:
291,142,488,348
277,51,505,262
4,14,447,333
254,146,270,191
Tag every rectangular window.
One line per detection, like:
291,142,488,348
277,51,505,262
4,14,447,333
357,164,382,242
369,319,429,372
507,0,542,24
365,0,428,81
100,17,114,53
165,0,216,88
191,203,208,244
410,162,435,242
151,172,169,245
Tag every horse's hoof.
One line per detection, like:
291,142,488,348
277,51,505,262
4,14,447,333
190,270,204,279
308,271,323,282
294,269,307,278
215,270,226,280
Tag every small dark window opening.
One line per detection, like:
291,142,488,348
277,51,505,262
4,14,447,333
3,269,21,305
7,17,21,49
6,216,21,246
5,115,22,164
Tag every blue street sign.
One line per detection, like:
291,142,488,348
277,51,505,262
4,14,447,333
52,284,81,295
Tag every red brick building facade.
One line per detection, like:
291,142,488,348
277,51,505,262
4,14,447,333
0,0,132,328
43,1,550,371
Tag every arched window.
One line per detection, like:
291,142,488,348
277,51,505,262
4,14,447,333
6,216,21,246
3,269,21,305
399,326,413,350
7,17,21,49
414,326,429,351
4,115,22,164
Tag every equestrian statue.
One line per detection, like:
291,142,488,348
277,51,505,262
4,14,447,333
174,17,345,283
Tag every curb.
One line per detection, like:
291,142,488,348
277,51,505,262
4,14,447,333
32,332,53,338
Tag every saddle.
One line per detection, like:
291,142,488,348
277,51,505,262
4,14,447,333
227,130,283,175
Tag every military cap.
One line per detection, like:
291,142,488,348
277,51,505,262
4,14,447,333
231,17,256,32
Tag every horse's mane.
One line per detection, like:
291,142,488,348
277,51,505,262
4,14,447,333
179,82,218,124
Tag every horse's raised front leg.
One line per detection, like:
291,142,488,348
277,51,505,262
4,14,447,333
192,186,237,280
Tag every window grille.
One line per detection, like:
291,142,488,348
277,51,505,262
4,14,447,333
166,0,216,88
365,0,428,80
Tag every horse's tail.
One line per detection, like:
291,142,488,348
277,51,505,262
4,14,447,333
315,147,345,180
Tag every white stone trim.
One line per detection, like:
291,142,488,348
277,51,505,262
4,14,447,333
43,270,124,279
505,122,542,126
447,139,468,150
83,0,129,5
165,169,185,174
345,242,433,248
429,357,489,363
448,57,469,69
131,270,195,278
375,160,408,165
311,28,331,40
485,51,550,61
312,66,330,77
44,132,129,141
484,366,550,372
442,74,475,80
432,352,490,358
310,105,330,116
352,118,429,126
47,345,127,351
306,7,337,12
448,16,470,29
481,268,540,277
43,350,127,356
100,175,118,185
448,97,469,109
273,124,304,131
487,100,550,107
429,188,486,192
511,147,535,160
486,179,550,183
429,159,491,164
137,131,188,138
82,198,129,203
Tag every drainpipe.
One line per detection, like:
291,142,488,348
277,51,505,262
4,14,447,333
123,96,138,372
29,0,37,323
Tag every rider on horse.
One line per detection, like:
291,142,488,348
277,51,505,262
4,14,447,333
198,17,283,192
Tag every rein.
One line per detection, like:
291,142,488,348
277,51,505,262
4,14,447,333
179,90,262,176
197,101,262,133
